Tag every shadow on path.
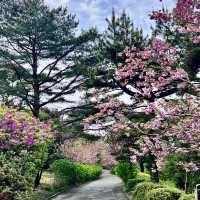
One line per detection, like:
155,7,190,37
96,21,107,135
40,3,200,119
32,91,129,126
52,170,128,200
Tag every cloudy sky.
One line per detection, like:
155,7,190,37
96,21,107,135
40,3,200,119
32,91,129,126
45,0,176,35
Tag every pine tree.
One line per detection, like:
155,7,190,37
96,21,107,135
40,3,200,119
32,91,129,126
86,9,148,89
100,8,147,66
0,0,97,117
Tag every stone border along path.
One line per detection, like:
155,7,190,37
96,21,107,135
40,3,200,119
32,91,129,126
52,170,128,200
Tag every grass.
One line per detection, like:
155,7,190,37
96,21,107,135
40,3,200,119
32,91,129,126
33,171,65,200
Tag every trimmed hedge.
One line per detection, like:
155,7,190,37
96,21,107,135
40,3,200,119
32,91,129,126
147,187,182,200
51,159,102,189
75,163,103,183
126,172,151,191
131,181,184,200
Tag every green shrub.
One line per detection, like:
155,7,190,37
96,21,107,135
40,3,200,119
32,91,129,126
0,105,52,199
114,161,138,183
0,153,35,200
75,163,102,183
132,182,160,200
111,166,116,174
159,180,177,188
179,193,195,200
147,187,182,200
126,172,151,191
51,159,102,189
51,159,77,188
161,155,200,193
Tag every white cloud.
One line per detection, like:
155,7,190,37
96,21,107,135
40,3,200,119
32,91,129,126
44,0,69,8
45,0,176,34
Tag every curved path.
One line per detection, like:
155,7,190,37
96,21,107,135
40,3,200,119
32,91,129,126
52,170,128,200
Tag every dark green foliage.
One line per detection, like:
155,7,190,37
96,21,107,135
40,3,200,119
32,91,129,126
147,187,182,200
101,9,147,66
161,156,185,189
161,155,200,193
114,161,138,183
126,172,151,191
132,182,160,200
51,159,102,189
116,144,132,162
0,152,41,200
185,47,200,80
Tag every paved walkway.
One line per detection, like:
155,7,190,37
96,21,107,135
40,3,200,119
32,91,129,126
52,170,128,200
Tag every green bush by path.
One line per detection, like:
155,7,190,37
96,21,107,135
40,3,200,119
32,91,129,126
0,152,46,200
114,161,138,183
131,181,184,200
161,155,200,193
75,163,102,183
132,182,160,200
51,159,102,189
126,172,151,191
51,159,77,188
147,187,182,200
179,193,195,200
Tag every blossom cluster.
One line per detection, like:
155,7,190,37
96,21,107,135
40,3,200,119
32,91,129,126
152,0,200,44
0,105,51,150
181,162,199,172
141,96,200,171
150,10,170,23
83,0,198,174
115,38,188,100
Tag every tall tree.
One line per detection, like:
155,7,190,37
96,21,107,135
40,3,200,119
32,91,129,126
87,9,148,89
83,10,149,167
59,9,148,131
100,8,147,66
0,0,97,117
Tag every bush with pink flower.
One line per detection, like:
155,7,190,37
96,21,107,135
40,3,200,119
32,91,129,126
0,105,51,150
0,104,52,199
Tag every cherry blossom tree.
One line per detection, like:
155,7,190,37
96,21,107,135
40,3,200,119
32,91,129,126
84,0,200,183
150,0,200,79
61,140,117,167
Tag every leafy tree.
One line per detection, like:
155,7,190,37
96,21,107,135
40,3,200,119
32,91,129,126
0,0,97,118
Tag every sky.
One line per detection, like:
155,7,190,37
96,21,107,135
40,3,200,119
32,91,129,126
45,0,176,35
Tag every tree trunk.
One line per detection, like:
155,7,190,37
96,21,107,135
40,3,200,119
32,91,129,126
184,171,188,193
150,161,159,183
32,41,43,188
32,104,40,118
139,160,145,172
34,168,43,189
